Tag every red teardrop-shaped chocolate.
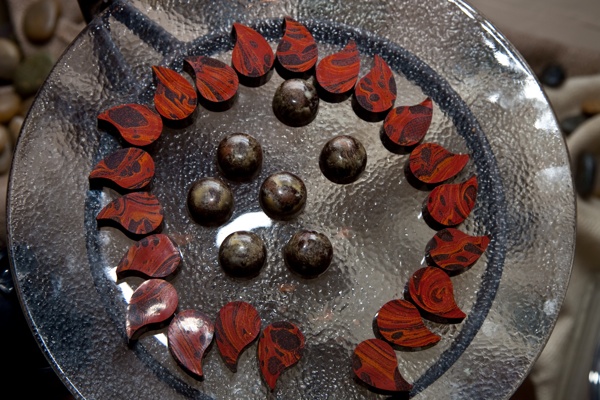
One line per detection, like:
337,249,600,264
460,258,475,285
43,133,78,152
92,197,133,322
116,234,181,279
168,309,214,378
425,175,478,226
258,321,305,390
426,228,490,274
184,56,239,103
382,98,433,147
126,279,178,339
316,40,360,94
96,192,163,235
409,142,469,184
89,147,155,190
232,23,274,79
97,103,163,146
407,267,466,323
152,66,197,120
276,17,318,73
354,55,396,114
215,301,261,372
352,339,412,393
375,299,441,350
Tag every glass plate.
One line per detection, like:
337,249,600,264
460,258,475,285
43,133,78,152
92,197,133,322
7,0,575,399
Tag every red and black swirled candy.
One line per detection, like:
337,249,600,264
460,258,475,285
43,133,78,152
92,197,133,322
116,234,181,279
352,338,412,394
383,98,433,147
152,65,197,120
232,23,274,79
168,309,214,378
97,103,163,146
426,228,490,274
184,56,239,104
354,55,396,114
258,321,304,390
316,40,360,94
215,301,261,372
276,17,318,73
89,147,155,190
375,299,440,350
425,175,478,227
96,192,163,235
409,142,469,185
126,279,178,340
407,267,466,323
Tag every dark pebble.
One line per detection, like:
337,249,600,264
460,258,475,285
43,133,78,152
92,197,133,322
319,135,367,184
219,231,266,278
14,53,54,96
259,172,306,220
187,177,234,226
560,114,588,136
284,230,333,278
23,0,60,44
217,133,262,181
539,64,565,88
575,152,595,198
272,78,319,127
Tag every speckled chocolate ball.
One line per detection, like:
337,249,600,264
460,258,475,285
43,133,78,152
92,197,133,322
284,230,333,278
272,78,319,127
259,172,307,220
219,231,266,278
217,133,263,181
187,177,234,226
319,135,367,184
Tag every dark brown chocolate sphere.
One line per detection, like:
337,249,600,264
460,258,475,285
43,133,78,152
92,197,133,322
272,78,319,127
218,231,266,278
284,230,333,278
319,135,367,184
187,177,234,226
259,172,307,220
217,133,263,181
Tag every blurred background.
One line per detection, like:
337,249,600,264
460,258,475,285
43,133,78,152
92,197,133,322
0,0,598,398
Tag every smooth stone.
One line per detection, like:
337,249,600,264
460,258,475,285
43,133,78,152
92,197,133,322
0,126,9,154
0,88,21,124
560,114,588,136
23,0,60,44
19,97,35,117
14,53,54,96
8,116,24,145
0,39,21,81
582,99,600,117
575,152,595,198
539,64,565,88
0,142,13,175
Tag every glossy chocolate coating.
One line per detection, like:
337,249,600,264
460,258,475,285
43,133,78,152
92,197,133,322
219,231,266,278
284,230,333,278
319,135,367,184
259,172,307,220
272,79,319,127
187,177,234,226
217,133,263,181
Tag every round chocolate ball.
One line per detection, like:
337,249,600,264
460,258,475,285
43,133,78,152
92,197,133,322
219,231,266,278
259,172,307,220
217,133,263,181
319,135,367,184
272,78,319,127
187,177,234,226
284,230,333,278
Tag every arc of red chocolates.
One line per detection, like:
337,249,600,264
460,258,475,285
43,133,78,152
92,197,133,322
375,299,441,350
152,66,197,120
116,234,181,279
409,142,470,185
352,338,413,393
426,228,490,274
258,321,305,390
425,175,478,227
96,192,163,235
354,55,397,114
316,40,360,94
126,279,178,339
89,147,155,190
276,17,318,73
97,103,163,147
215,301,261,372
168,309,214,378
231,23,274,79
184,56,239,103
407,267,466,323
383,98,433,147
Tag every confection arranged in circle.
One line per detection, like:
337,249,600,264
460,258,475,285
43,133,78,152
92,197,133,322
426,228,491,274
408,142,470,185
407,267,466,323
283,230,333,278
89,147,155,190
216,133,263,182
152,65,197,120
315,40,360,95
187,177,234,227
258,321,305,391
232,23,274,82
424,175,478,227
116,234,181,279
218,231,267,278
354,55,397,115
319,135,367,184
259,171,307,220
382,98,433,148
97,103,163,146
126,279,178,340
276,17,318,73
184,55,239,105
272,78,319,127
168,309,214,379
96,191,163,236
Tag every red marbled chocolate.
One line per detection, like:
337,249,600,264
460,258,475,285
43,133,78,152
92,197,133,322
316,40,360,94
97,103,163,146
408,267,466,323
232,23,274,79
426,228,490,273
215,301,261,372
354,55,396,114
425,175,478,226
409,142,469,184
126,279,178,339
276,17,318,73
352,339,412,393
168,309,214,378
96,192,163,235
152,66,197,120
116,234,181,279
184,56,239,103
258,321,304,390
383,98,433,147
89,147,154,190
375,299,440,350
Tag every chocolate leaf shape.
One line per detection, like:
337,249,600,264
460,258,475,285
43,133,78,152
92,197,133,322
215,301,261,372
96,192,163,235
276,17,318,73
409,142,469,184
126,279,178,339
97,103,163,146
383,98,433,147
152,66,197,120
352,339,412,393
184,56,239,103
425,175,478,226
258,321,305,390
354,55,396,114
426,228,491,273
89,147,155,190
407,267,466,323
168,309,214,378
232,23,274,79
316,40,360,94
375,299,440,350
117,234,181,279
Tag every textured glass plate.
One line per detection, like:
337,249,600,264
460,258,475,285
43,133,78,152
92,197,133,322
7,0,575,399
